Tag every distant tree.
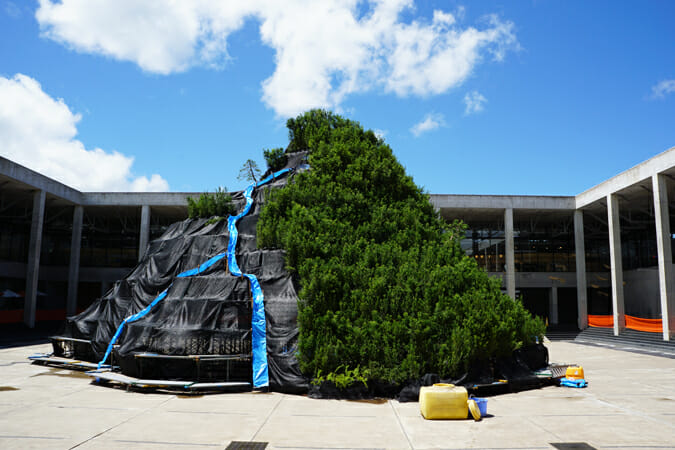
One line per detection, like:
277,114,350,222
186,187,235,219
238,159,262,184
263,147,288,172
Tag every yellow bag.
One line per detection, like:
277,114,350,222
419,383,469,419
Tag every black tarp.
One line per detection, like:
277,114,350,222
54,154,309,393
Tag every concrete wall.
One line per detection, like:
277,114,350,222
623,267,667,319
430,194,575,210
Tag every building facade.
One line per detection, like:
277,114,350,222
0,157,190,327
432,147,675,340
1,148,674,340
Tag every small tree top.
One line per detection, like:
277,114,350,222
238,159,262,184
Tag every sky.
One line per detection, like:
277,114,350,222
0,0,674,195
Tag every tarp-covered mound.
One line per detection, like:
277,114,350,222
54,155,308,392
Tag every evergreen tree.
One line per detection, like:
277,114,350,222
263,147,288,172
238,159,262,183
258,110,545,385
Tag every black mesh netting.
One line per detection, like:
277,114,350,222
54,154,309,393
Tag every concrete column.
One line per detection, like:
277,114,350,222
549,286,559,325
23,190,46,328
505,208,516,299
607,194,626,335
66,205,83,317
574,210,589,330
652,174,674,340
138,205,150,262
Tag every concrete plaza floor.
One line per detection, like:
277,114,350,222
0,340,674,450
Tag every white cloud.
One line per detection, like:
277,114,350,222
374,129,388,140
651,79,675,99
36,1,256,74
0,74,169,192
36,0,517,117
411,113,444,136
463,90,487,115
383,13,515,98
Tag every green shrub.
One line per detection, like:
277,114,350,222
186,187,236,219
312,365,369,389
263,147,288,172
258,110,545,384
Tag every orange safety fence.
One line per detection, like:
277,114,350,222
587,314,662,333
588,314,613,328
625,315,663,333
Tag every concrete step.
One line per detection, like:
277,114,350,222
545,330,581,341
574,326,675,356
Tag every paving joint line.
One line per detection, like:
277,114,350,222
250,394,284,442
524,415,562,442
68,394,174,449
389,399,413,450
590,396,675,430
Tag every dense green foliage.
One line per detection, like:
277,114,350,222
187,188,235,219
263,147,288,172
258,110,545,385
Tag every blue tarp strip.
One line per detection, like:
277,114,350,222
228,168,293,388
97,288,170,369
255,168,292,188
96,168,293,382
96,250,229,369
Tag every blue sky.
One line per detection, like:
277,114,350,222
0,0,673,195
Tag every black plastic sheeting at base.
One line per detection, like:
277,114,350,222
52,154,309,393
307,379,401,400
396,373,443,403
468,376,558,397
394,343,551,402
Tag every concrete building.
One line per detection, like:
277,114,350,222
1,148,674,341
432,147,675,341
